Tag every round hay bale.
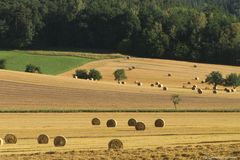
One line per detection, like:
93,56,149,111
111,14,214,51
54,136,67,147
158,84,163,88
192,85,197,90
106,119,117,128
231,89,236,92
213,90,217,94
128,67,132,71
121,81,126,85
0,138,4,146
132,66,136,69
118,81,121,84
135,122,146,131
134,80,139,84
128,118,137,126
193,64,197,68
182,85,187,88
108,139,123,150
155,119,165,128
168,73,172,77
225,88,230,93
92,118,101,125
155,82,160,85
187,81,191,85
163,87,168,91
4,134,17,144
213,86,218,90
137,82,143,86
195,77,200,81
197,88,203,94
201,80,205,84
38,134,49,144
150,83,154,87
126,56,130,59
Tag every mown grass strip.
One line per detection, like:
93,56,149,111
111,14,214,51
0,109,240,113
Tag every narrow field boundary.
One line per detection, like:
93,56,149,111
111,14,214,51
0,109,240,113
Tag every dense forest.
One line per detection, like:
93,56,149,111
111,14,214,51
0,0,240,65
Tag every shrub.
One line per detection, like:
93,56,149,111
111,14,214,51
114,69,127,81
25,64,41,73
75,69,88,79
88,69,102,80
0,59,6,69
171,95,181,110
225,73,240,89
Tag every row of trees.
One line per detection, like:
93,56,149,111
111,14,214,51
75,69,102,80
75,68,127,81
0,0,240,65
206,71,240,89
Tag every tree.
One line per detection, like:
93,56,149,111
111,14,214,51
171,95,181,110
25,64,41,73
205,71,224,88
225,73,240,89
75,69,88,79
88,69,102,80
0,59,6,69
113,69,127,81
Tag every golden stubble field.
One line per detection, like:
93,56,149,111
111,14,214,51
0,112,240,159
0,57,239,110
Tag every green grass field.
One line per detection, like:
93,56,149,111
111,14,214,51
0,51,93,75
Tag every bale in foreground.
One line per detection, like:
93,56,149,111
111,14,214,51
4,134,17,144
163,87,168,91
92,118,101,125
107,119,117,127
155,119,165,128
108,139,123,150
54,136,67,147
128,118,137,126
38,134,49,144
0,138,3,146
135,122,146,131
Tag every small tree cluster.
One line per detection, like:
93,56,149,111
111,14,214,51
113,69,127,81
75,69,102,80
205,71,240,89
25,64,41,73
0,59,6,69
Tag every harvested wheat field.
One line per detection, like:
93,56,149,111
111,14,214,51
0,112,239,159
62,57,240,88
0,66,239,110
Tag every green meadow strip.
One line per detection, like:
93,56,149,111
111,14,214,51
0,109,239,113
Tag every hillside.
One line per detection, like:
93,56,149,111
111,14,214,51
0,57,239,110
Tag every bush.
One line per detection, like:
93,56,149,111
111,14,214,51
0,59,6,69
88,69,102,80
171,95,181,110
113,69,127,81
75,69,88,79
225,73,240,88
25,64,41,73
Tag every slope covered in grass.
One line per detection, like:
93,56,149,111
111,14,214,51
0,51,92,75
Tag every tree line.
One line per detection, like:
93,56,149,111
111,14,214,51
0,0,240,65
